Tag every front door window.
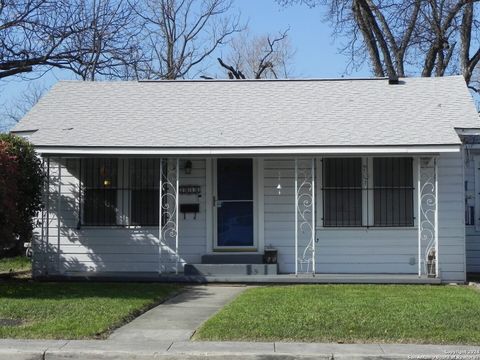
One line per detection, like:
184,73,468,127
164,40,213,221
216,159,254,247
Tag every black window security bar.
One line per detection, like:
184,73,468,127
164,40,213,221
322,157,415,228
82,158,118,226
81,158,167,227
322,158,363,227
130,158,160,226
373,157,414,227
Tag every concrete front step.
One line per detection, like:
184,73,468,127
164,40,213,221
201,254,264,264
184,263,278,276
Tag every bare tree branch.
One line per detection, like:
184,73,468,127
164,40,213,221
0,0,143,81
215,28,295,79
1,83,46,131
279,0,480,87
132,0,243,79
217,56,245,78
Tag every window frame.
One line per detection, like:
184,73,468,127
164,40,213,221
316,156,418,229
80,158,167,228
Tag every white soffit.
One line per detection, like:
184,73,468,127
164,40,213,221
34,145,460,156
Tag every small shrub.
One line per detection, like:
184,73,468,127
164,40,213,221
0,134,44,256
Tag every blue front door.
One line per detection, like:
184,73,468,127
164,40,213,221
216,159,254,248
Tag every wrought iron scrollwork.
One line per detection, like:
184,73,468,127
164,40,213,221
418,157,438,277
295,159,315,274
159,158,179,274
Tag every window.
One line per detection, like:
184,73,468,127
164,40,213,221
81,158,165,227
82,158,118,226
322,158,362,227
373,157,414,226
321,157,415,227
130,159,160,226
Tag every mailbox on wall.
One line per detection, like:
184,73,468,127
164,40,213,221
179,185,201,219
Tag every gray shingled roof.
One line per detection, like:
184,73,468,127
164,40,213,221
12,76,479,149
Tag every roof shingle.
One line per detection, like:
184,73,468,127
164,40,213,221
12,76,479,149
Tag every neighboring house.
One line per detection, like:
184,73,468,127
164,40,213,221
462,132,480,273
11,76,480,283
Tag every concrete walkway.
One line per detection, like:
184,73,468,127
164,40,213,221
109,284,246,342
2,285,480,359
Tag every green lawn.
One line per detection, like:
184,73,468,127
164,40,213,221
0,257,31,274
195,285,480,344
0,281,179,339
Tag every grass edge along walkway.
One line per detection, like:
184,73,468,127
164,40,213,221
194,284,480,345
0,281,181,339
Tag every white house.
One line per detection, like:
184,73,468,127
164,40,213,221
11,75,480,283
461,130,480,274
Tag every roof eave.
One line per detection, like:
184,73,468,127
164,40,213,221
33,144,461,156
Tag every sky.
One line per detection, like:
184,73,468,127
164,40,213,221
234,0,369,78
0,0,370,130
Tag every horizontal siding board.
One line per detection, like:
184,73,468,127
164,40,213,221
36,154,467,282
34,158,207,275
264,154,466,281
61,262,165,272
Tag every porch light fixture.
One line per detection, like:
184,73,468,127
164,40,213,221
103,179,111,187
184,160,192,175
277,171,282,195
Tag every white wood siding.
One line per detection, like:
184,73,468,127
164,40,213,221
32,158,207,276
464,151,480,273
263,154,466,282
437,152,466,282
33,154,466,282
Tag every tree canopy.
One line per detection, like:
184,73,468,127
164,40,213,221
279,0,480,90
0,0,243,81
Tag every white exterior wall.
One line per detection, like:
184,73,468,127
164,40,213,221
464,150,480,273
33,158,207,276
437,152,466,282
263,153,466,282
33,154,466,282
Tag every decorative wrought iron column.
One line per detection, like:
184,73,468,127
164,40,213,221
40,157,51,276
57,159,62,273
417,157,439,277
294,158,316,275
158,158,180,274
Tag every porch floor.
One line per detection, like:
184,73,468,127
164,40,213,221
158,273,442,284
52,272,442,284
